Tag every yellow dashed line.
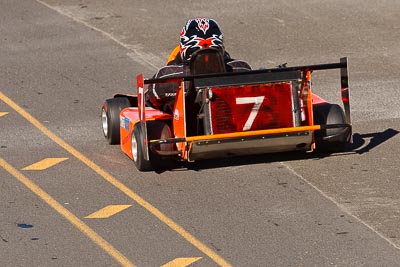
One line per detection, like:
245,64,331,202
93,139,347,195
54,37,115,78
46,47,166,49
0,157,135,267
161,257,202,267
0,91,232,267
22,157,68,171
85,205,132,219
0,112,9,117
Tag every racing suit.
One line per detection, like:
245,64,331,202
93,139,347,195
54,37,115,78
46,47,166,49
146,51,251,112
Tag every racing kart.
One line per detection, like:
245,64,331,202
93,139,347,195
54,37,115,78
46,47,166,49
101,48,352,171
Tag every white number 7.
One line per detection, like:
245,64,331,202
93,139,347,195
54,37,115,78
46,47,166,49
236,96,265,131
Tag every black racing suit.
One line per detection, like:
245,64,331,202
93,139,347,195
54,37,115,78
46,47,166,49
146,52,251,111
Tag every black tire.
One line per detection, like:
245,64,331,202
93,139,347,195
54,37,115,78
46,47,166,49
132,123,152,171
131,121,174,171
313,103,351,152
101,97,130,145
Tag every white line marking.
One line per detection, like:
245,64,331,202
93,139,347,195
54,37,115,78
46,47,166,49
281,162,400,250
35,0,159,71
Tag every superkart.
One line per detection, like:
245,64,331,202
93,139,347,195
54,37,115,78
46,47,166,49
101,48,352,171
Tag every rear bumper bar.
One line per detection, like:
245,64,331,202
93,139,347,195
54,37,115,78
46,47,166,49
149,123,351,157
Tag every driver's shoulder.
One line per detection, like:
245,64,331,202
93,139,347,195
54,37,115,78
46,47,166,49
226,59,252,72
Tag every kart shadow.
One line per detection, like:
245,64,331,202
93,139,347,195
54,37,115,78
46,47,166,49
183,152,321,172
352,128,399,154
171,128,399,172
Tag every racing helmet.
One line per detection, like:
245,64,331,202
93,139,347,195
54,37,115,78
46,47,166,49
180,18,224,62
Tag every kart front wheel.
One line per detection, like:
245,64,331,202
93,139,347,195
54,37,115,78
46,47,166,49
101,97,130,145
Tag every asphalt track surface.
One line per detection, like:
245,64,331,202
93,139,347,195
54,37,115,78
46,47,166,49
1,0,400,266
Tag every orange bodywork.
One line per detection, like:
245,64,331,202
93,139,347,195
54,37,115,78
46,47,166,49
117,56,349,164
172,81,188,159
120,74,333,162
120,107,172,159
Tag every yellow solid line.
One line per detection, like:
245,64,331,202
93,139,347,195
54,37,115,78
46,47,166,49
0,112,9,117
22,157,68,171
86,205,132,219
161,257,202,267
0,91,232,266
0,157,135,267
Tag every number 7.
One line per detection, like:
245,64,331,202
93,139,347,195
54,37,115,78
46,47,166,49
236,96,265,131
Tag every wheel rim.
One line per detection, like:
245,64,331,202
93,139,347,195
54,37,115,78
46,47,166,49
131,132,138,162
101,108,108,137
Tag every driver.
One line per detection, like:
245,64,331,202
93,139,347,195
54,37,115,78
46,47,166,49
146,18,251,111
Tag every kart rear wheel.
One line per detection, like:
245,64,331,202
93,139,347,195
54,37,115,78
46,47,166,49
148,121,174,170
101,97,130,145
313,103,351,152
132,123,152,171
132,121,174,171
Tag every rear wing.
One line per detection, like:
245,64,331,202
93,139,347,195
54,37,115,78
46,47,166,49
141,57,350,124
